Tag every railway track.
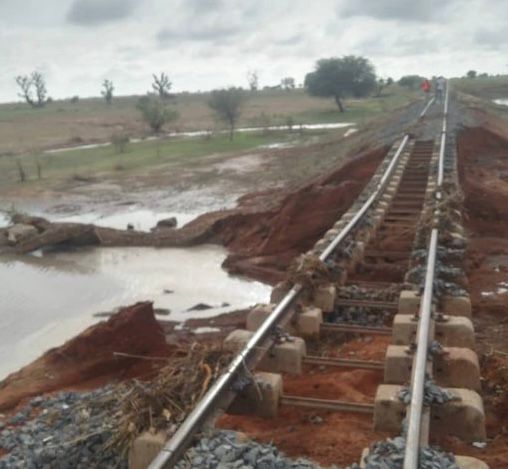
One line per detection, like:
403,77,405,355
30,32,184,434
142,87,487,469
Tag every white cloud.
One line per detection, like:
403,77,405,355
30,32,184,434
0,0,506,102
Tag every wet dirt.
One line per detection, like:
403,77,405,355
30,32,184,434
220,409,387,467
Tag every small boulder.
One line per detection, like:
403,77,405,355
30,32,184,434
7,224,38,245
155,217,177,229
187,303,213,312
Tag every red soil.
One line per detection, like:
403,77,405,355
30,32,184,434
435,122,508,468
220,408,388,467
219,364,389,467
212,146,388,283
218,336,391,466
0,302,172,411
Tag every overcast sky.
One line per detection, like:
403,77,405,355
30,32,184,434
0,0,506,102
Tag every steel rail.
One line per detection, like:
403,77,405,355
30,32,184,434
419,97,435,118
148,98,437,469
319,133,409,261
403,82,450,469
280,395,374,414
320,322,392,335
437,83,450,187
303,355,384,370
402,229,438,469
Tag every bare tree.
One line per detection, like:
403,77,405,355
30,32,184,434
152,72,172,99
101,79,114,104
16,159,26,182
247,70,259,91
15,71,48,108
208,88,246,140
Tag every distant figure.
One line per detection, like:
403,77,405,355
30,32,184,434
420,79,431,94
435,76,446,103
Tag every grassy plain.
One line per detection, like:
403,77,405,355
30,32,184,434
452,75,508,99
0,86,419,156
0,130,320,187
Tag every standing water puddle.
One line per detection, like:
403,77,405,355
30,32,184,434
494,98,508,106
44,122,354,154
51,208,200,231
0,245,270,379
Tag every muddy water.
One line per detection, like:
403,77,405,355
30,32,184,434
0,245,270,379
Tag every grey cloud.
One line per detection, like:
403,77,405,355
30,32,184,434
271,33,305,46
475,28,508,49
67,0,139,25
338,0,444,22
156,23,241,44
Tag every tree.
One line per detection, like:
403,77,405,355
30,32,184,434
375,77,394,97
15,71,48,108
111,130,130,153
137,96,179,133
466,70,477,79
101,79,114,104
208,88,246,140
398,75,424,90
281,77,296,90
247,70,259,91
304,56,377,112
152,72,172,99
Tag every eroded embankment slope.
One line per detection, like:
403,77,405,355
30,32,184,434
0,302,172,411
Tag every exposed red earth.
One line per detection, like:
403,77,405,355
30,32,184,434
0,302,172,412
2,100,508,467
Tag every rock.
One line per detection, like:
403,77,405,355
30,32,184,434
155,217,177,229
7,224,38,245
30,396,44,407
187,303,213,312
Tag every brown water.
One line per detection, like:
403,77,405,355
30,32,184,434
0,245,270,379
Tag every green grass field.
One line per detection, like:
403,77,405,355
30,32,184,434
0,129,322,187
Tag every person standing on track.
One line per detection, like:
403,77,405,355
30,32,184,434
435,76,446,103
420,78,431,95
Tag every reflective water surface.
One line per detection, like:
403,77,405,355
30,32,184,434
0,245,270,379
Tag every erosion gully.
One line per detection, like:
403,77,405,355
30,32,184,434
142,91,486,469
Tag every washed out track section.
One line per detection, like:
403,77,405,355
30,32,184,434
133,94,486,469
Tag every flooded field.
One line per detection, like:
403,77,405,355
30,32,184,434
0,243,270,379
